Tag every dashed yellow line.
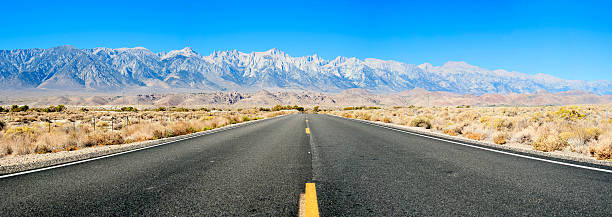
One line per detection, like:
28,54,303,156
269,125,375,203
305,183,319,217
305,128,310,134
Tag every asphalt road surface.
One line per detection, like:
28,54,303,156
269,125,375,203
1,114,611,216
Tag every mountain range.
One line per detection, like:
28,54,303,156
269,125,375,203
0,45,610,95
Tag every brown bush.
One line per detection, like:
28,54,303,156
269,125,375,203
493,133,508,145
443,129,458,136
121,123,167,142
464,132,486,141
84,131,124,147
589,135,612,160
511,128,534,145
410,116,432,129
533,134,567,152
35,130,78,152
382,116,391,123
169,121,196,136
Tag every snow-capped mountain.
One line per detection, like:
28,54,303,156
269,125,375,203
0,45,610,95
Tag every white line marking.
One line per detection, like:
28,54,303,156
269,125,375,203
335,115,612,174
0,116,286,179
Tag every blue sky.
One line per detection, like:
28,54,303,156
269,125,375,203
1,0,610,81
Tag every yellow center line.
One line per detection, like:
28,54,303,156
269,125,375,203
305,183,319,217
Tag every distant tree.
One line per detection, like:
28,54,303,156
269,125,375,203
173,107,189,112
120,106,138,112
10,105,29,112
272,105,283,111
43,105,66,112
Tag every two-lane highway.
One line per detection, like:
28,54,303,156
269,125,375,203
1,114,611,216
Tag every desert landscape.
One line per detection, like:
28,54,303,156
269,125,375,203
2,102,610,161
0,105,293,157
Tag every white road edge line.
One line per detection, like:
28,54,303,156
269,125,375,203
339,116,612,174
0,116,284,179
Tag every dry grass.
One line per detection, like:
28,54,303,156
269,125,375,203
327,105,612,160
0,108,292,158
465,132,486,141
589,134,612,160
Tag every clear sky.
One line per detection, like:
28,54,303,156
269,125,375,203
1,0,610,81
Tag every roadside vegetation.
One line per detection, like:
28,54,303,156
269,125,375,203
326,105,612,160
0,105,294,158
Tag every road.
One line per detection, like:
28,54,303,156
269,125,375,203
1,114,611,216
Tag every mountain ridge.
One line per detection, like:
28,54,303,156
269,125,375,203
0,45,610,95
